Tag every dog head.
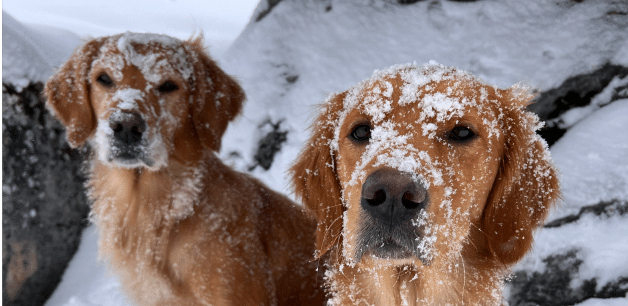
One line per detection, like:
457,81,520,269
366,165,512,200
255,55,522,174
292,63,559,269
45,32,245,170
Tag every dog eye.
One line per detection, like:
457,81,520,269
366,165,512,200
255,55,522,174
350,124,371,142
96,73,114,87
157,81,179,94
448,126,476,143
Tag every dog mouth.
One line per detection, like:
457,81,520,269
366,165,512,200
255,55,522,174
95,111,162,169
351,168,432,265
353,219,431,266
108,144,155,168
369,238,415,260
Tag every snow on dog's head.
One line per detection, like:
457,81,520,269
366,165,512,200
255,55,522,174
292,62,560,271
45,32,245,170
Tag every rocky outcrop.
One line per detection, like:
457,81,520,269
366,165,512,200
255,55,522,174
2,82,89,306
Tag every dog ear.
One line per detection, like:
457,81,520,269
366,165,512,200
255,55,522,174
44,38,104,148
290,92,346,258
185,37,245,152
482,87,560,265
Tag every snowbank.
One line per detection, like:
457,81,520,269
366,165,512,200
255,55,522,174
44,227,130,306
2,11,81,90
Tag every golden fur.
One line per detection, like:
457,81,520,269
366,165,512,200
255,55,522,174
45,33,325,306
291,64,560,305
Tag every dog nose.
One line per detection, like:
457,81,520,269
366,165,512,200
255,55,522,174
110,113,146,145
361,168,427,227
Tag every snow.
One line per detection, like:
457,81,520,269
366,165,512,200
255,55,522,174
2,0,260,58
2,11,81,90
114,33,195,83
112,89,143,111
43,227,131,306
2,0,627,305
549,100,628,218
575,297,628,306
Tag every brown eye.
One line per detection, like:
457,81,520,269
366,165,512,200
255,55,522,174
157,80,178,94
97,73,114,87
448,126,476,143
351,124,371,142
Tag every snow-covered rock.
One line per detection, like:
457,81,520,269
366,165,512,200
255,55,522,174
2,81,90,305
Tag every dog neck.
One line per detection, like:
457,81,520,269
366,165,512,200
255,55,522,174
87,152,212,265
325,247,507,305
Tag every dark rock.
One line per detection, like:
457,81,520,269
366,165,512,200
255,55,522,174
611,82,628,101
508,250,597,306
396,0,424,4
2,82,89,306
596,277,628,299
255,0,285,22
530,64,628,121
286,74,299,84
544,200,628,228
249,119,288,171
509,249,628,306
529,63,628,146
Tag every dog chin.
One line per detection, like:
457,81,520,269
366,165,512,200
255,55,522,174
109,155,155,169
99,148,166,171
352,239,431,267
370,241,415,260
371,255,419,267
355,244,412,262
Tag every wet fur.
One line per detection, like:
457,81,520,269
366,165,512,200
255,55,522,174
291,65,560,305
45,33,324,306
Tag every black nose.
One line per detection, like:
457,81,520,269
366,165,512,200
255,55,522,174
361,168,428,228
110,113,146,146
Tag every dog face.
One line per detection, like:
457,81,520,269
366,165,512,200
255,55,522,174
334,73,506,267
292,63,559,270
45,33,245,170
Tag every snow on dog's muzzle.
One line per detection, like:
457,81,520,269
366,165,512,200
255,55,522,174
104,111,154,167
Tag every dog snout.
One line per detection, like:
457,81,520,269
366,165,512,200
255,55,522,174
110,113,146,146
361,168,427,227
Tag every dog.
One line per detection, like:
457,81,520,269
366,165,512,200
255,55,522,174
291,63,560,305
44,32,325,306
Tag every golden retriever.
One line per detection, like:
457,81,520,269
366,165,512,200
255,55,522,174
44,32,325,306
291,63,560,305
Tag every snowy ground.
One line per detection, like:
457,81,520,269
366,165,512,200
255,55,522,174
3,0,628,305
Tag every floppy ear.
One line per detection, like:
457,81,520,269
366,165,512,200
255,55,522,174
44,38,104,147
482,87,560,265
290,92,347,258
185,37,245,152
